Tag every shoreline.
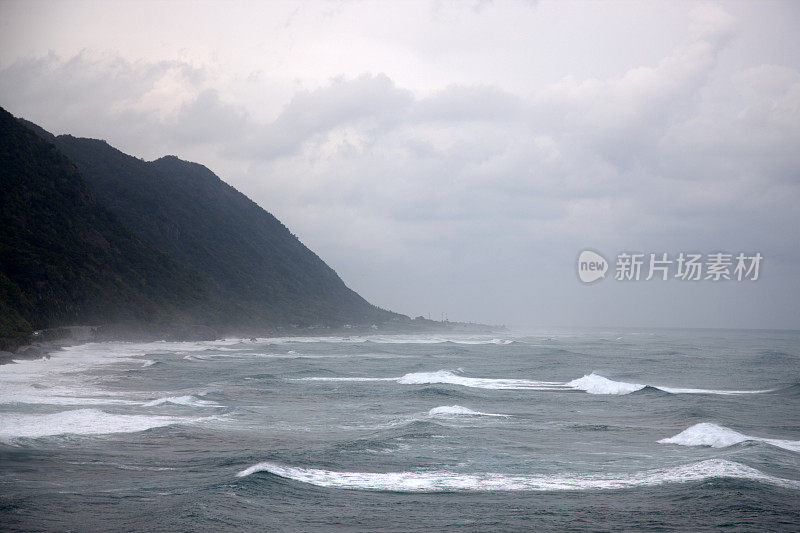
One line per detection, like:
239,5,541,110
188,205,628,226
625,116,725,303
0,319,507,366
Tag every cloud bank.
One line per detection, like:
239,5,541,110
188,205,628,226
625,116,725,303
1,1,797,328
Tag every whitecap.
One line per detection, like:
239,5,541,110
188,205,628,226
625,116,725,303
143,395,221,408
396,370,562,390
659,423,800,452
236,459,800,492
566,373,773,396
0,408,190,441
297,370,773,396
298,376,397,382
260,335,516,346
654,385,775,395
427,405,509,418
566,373,645,395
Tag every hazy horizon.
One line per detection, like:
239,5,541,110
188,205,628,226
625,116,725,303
2,0,798,330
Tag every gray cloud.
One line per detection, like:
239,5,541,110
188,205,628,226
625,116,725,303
240,73,414,159
1,3,797,328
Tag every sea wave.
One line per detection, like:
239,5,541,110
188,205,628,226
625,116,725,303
0,408,191,441
300,370,771,396
397,370,563,390
565,374,645,395
0,388,142,406
299,376,397,382
260,335,516,345
142,394,221,408
659,423,800,452
236,459,800,492
427,405,509,418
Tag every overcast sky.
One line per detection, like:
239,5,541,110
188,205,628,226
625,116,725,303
1,0,798,329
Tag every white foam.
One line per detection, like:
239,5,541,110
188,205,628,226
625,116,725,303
259,336,368,344
141,360,158,368
300,370,773,396
566,373,646,395
659,423,800,452
427,405,508,418
654,386,775,395
368,335,513,345
303,370,642,394
258,334,515,346
396,370,563,390
0,339,245,407
143,395,221,408
236,459,800,492
299,377,397,382
0,408,189,441
0,390,140,406
67,460,177,472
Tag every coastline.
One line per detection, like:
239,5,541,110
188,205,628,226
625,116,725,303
0,318,506,366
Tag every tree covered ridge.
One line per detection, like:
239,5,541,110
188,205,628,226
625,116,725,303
0,107,212,348
50,133,398,327
1,107,399,349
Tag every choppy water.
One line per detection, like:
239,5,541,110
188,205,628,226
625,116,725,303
1,329,799,531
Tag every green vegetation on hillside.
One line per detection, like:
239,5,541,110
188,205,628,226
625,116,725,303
48,134,396,328
1,109,400,348
0,108,212,349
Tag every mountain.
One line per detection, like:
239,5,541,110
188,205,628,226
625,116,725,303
19,118,397,331
0,108,213,349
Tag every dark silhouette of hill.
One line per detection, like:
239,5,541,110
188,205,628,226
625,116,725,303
20,118,397,331
0,108,213,349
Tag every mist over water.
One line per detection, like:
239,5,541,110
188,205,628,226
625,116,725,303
1,329,799,531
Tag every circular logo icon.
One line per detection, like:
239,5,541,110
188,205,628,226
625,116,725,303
577,250,608,283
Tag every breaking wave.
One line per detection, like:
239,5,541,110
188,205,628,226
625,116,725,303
0,408,191,441
396,370,562,390
260,335,516,345
300,371,773,396
659,423,800,452
427,405,509,418
143,394,221,408
236,459,800,492
565,374,645,395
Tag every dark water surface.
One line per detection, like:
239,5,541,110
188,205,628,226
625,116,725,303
1,329,799,531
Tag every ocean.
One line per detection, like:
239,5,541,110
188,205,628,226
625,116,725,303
1,329,799,531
